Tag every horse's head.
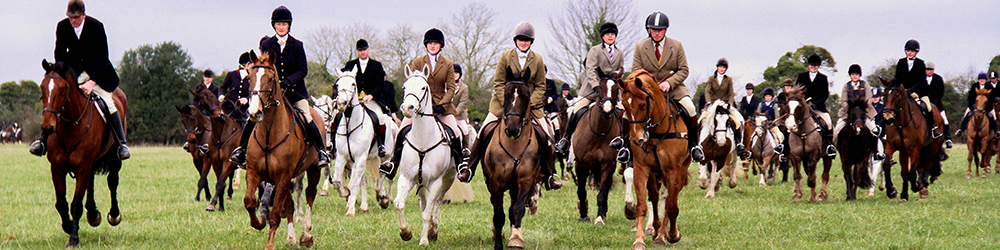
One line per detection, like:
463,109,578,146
711,100,731,145
596,70,622,116
782,86,811,133
754,116,768,136
39,59,80,135
846,90,869,135
502,68,532,138
333,66,359,112
880,77,904,125
620,70,661,145
191,89,223,118
175,104,201,146
400,64,432,119
311,95,335,122
246,50,281,123
975,88,992,111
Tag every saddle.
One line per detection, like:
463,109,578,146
333,104,383,149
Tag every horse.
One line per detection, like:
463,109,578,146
748,114,780,186
880,78,944,201
836,89,877,201
176,103,217,202
311,95,343,196
481,67,547,250
39,59,127,248
331,66,397,215
550,94,574,181
389,66,458,245
241,52,323,249
780,86,832,202
571,71,622,225
618,70,690,249
965,88,993,178
696,100,739,198
203,93,245,212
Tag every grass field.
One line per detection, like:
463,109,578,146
1,143,999,249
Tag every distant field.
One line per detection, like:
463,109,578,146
1,144,999,249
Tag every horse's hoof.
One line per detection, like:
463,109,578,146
632,240,647,250
206,204,216,212
729,180,738,189
697,177,708,189
644,227,654,236
400,228,412,241
299,234,314,247
87,210,102,227
624,203,637,220
578,217,591,223
919,188,929,199
792,197,802,202
653,236,667,246
360,206,369,213
594,216,605,226
65,235,79,249
419,238,429,245
378,197,391,209
982,174,988,178
966,174,972,179
507,236,524,249
887,188,898,199
667,230,682,243
287,235,297,246
428,228,438,241
319,190,328,196
345,209,355,217
108,213,122,226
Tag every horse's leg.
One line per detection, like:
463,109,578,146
632,166,649,249
321,164,331,196
419,177,447,245
968,143,975,179
234,168,242,190
67,169,93,248
265,178,291,250
243,169,265,230
792,157,803,202
227,166,235,199
705,163,720,198
381,172,394,209
198,157,213,202
576,163,590,222
284,186,297,246
208,162,236,212
899,154,911,201
650,178,668,246
696,162,709,189
299,166,320,247
819,156,832,202
883,143,897,198
359,164,370,213
623,166,637,223
51,170,74,237
345,160,364,216
595,163,615,226
663,166,685,244
843,161,855,201
728,155,739,188
507,173,533,249
806,156,818,203
85,177,101,227
428,169,454,243
333,150,350,198
394,169,416,241
489,186,505,250
106,160,122,225
293,174,304,223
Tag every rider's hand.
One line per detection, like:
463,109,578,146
658,80,671,93
362,95,374,103
433,105,445,115
79,80,97,95
239,98,248,105
218,96,225,102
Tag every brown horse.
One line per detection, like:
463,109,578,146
39,59,127,248
780,86,832,202
966,88,993,178
880,78,944,201
552,94,574,181
196,91,243,212
482,68,544,250
836,89,876,201
571,71,622,225
619,70,690,249
746,115,780,186
696,101,739,198
241,52,324,250
176,103,217,202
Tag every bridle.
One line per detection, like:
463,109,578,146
502,81,530,132
880,86,915,128
249,65,281,109
41,72,98,154
402,75,436,117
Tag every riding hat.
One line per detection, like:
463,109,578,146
645,12,669,29
979,72,988,79
762,87,775,97
203,69,215,78
872,87,883,97
514,22,535,42
562,83,571,91
600,22,618,36
848,64,862,75
423,28,445,47
453,63,462,76
991,71,998,79
356,39,369,50
717,57,729,68
271,6,293,25
925,61,935,70
807,54,822,66
904,39,920,52
745,83,754,90
239,52,251,65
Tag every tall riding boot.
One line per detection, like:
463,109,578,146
457,121,497,183
991,117,999,138
777,134,789,163
555,107,588,155
450,136,464,170
106,112,131,160
229,120,257,165
306,121,330,166
686,114,705,162
28,133,49,156
734,123,747,158
943,124,953,149
956,113,970,136
823,129,836,157
925,111,941,138
542,146,563,190
376,123,387,157
615,115,632,163
381,125,410,180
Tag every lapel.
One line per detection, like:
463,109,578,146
509,51,523,73
660,38,672,67
643,40,660,69
430,55,445,78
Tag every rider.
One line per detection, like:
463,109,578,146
628,12,703,162
338,39,389,157
774,79,795,162
832,64,882,160
555,22,625,158
794,54,835,157
193,69,221,111
926,62,952,148
894,39,941,139
740,83,761,123
381,28,464,179
758,87,777,121
456,22,563,190
219,52,252,123
701,57,747,156
453,63,472,142
230,5,329,167
31,0,130,159
956,72,997,137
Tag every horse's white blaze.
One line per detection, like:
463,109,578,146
786,100,799,130
511,91,518,108
46,79,54,104
247,69,266,114
715,113,729,145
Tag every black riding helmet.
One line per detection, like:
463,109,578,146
848,64,862,75
424,28,445,47
905,39,920,52
645,12,669,29
600,22,618,36
271,6,292,26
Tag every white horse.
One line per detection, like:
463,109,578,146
696,100,739,198
332,67,397,216
392,66,457,245
311,95,345,196
868,136,885,196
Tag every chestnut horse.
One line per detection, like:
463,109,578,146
836,89,876,201
176,103,217,202
571,71,622,225
202,92,243,212
482,68,544,250
881,78,944,201
747,115,780,186
780,86,832,202
39,59,127,248
241,52,324,250
965,88,993,178
619,70,690,249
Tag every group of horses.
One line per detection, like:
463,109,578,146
34,49,953,249
962,88,1000,179
0,123,23,143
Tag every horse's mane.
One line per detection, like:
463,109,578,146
256,51,275,66
784,85,807,104
624,70,657,98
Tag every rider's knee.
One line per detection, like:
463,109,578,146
679,96,697,116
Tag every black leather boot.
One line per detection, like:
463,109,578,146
956,113,970,137
925,111,941,138
381,125,410,180
28,134,48,156
943,124,953,149
376,123,387,157
824,129,837,157
457,121,497,183
230,120,257,165
106,112,131,160
734,122,747,158
306,121,329,166
555,106,588,155
686,113,704,162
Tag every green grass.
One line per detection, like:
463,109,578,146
1,144,999,249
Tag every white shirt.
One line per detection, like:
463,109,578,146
907,58,914,71
851,81,860,89
74,18,85,39
239,68,249,79
992,81,999,89
517,50,530,70
926,76,933,85
604,43,615,59
716,74,725,85
809,72,818,82
276,34,288,52
359,58,369,74
428,54,438,71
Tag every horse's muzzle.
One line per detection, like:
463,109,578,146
248,111,263,123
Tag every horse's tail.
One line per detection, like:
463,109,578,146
855,161,873,189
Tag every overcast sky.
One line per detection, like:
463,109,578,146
3,0,999,94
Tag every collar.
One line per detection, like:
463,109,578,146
276,34,288,44
428,53,438,61
518,50,530,58
74,18,86,38
360,58,369,64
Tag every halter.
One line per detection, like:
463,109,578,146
880,86,918,128
787,99,820,138
402,78,436,117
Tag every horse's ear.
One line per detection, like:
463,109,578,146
522,68,532,82
350,65,358,76
506,68,515,82
404,64,412,79
879,77,891,87
421,64,430,77
249,50,258,64
190,90,199,97
42,59,51,72
596,69,606,79
175,105,189,114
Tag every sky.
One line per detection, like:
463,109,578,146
3,0,999,96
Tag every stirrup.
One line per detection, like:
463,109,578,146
690,146,705,162
774,144,784,155
462,148,471,157
28,140,46,156
930,126,942,139
609,136,625,149
616,148,631,163
825,145,837,157
456,163,472,183
945,140,953,149
379,161,394,175
378,145,387,158
874,152,885,161
229,147,245,163
555,138,570,155
118,145,131,160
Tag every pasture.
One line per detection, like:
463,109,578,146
1,144,999,249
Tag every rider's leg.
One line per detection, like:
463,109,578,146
816,111,836,156
614,108,632,162
439,114,465,168
381,122,411,180
833,118,846,145
956,108,971,136
678,96,704,162
28,131,49,156
940,110,952,147
457,113,498,183
296,100,329,166
918,96,941,137
94,86,130,160
535,116,563,190
556,98,591,154
729,106,746,155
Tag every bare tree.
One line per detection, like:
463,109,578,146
304,23,382,74
382,23,421,81
547,0,638,87
304,26,339,69
439,2,505,88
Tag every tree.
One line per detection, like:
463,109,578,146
439,3,507,122
117,41,200,144
760,45,837,91
0,80,43,140
305,61,336,98
382,23,422,82
990,54,1000,75
864,59,897,88
305,24,382,73
547,0,638,87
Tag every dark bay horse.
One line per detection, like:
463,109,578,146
195,90,243,212
881,78,944,201
482,68,543,250
39,59,127,248
571,71,622,225
780,86,832,202
552,94,574,181
619,70,690,249
965,88,993,178
176,103,217,202
836,89,876,201
242,52,324,249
